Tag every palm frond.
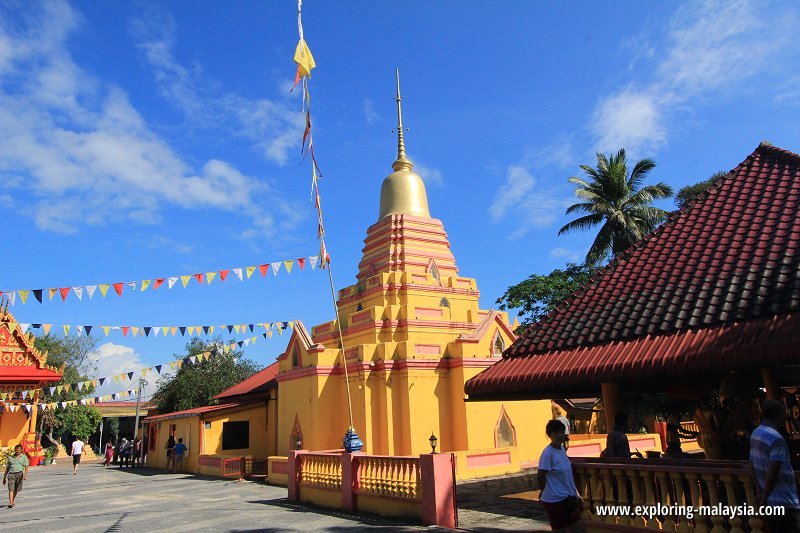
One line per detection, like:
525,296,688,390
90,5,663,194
558,213,604,236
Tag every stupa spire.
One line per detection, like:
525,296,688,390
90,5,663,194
392,69,412,172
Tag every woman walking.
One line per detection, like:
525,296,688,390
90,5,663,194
103,441,114,467
3,444,29,508
537,420,585,533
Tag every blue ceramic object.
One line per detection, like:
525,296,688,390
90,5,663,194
342,427,363,452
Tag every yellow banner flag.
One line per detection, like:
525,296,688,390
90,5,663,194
18,290,29,304
267,330,273,338
48,288,58,300
131,327,139,337
234,324,242,334
208,326,215,336
206,271,217,284
176,359,183,368
99,284,110,297
102,326,110,336
294,39,316,79
63,325,70,336
162,326,169,336
180,275,191,288
246,266,256,279
284,260,294,274
170,361,177,369
170,327,178,336
141,280,151,291
113,375,120,383
43,324,52,335
223,345,231,353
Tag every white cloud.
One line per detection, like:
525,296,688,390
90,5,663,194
549,247,583,262
0,1,303,237
591,0,798,154
414,162,444,186
363,99,379,125
489,165,572,239
86,342,152,398
593,89,666,154
130,11,303,167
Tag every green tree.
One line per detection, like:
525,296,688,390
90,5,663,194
61,405,103,440
559,148,674,264
106,417,120,441
151,337,261,413
675,171,727,210
33,335,98,445
497,262,598,331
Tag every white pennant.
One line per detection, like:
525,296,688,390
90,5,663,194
7,291,15,305
168,277,178,289
309,256,319,270
233,268,243,281
154,327,160,337
86,285,97,299
77,325,84,335
244,338,251,346
19,323,29,334
127,281,137,291
271,262,282,275
73,286,83,300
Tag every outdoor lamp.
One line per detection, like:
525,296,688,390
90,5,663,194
429,433,438,454
294,432,303,450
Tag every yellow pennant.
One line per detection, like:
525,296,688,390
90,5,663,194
63,384,71,393
208,326,215,335
99,284,110,297
18,290,29,304
141,280,151,291
234,324,242,334
162,326,169,336
284,260,295,274
181,275,191,288
223,345,231,353
170,326,178,336
187,326,195,336
131,326,140,337
206,271,217,284
170,361,177,369
113,375,120,383
63,325,70,336
43,324,52,335
102,326,111,336
293,38,316,79
246,266,256,279
48,288,58,300
142,368,149,377
176,359,183,368
267,330,273,338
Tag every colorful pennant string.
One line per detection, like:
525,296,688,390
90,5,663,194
7,320,295,338
0,255,320,306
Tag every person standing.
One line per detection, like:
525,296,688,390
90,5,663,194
604,413,643,458
165,435,176,471
103,441,114,467
751,399,800,533
118,438,130,468
71,437,85,476
3,445,29,508
537,420,585,533
172,438,187,473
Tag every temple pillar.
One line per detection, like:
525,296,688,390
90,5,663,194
601,382,621,433
761,368,779,400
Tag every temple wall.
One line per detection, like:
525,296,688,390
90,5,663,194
0,407,34,449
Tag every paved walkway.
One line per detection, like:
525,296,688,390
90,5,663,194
0,462,425,532
0,462,550,532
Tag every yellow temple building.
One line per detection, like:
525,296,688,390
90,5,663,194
273,78,551,478
0,306,62,458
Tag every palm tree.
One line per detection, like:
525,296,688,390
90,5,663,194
559,148,673,264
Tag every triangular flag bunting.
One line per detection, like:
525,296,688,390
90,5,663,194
259,264,268,277
18,290,29,304
193,273,204,284
85,285,96,299
48,288,58,300
181,275,191,288
284,260,295,273
127,281,137,291
141,280,151,291
154,278,165,289
99,284,110,297
297,257,305,269
168,277,178,289
60,287,70,301
102,326,110,336
309,256,319,270
155,365,162,374
246,266,256,279
43,324,52,335
271,262,281,275
122,326,129,337
131,326,139,337
233,268,243,281
33,289,43,303
219,269,230,282
72,286,83,300
162,326,169,336
206,272,217,284
112,283,124,296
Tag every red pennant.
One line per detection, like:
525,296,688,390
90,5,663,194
59,287,70,301
259,264,268,277
153,278,165,289
122,326,129,337
113,283,124,296
193,273,204,284
301,111,311,155
291,65,302,92
297,258,305,269
219,269,229,282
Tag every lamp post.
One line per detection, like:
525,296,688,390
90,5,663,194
294,432,303,451
429,433,438,454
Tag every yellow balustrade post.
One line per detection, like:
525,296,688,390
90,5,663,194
602,468,616,524
722,474,745,533
655,472,673,531
642,471,661,531
587,468,603,524
613,468,631,525
687,472,710,533
742,476,764,533
575,467,593,522
702,473,727,533
628,468,647,528
673,472,692,533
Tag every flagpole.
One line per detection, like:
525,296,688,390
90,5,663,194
132,377,143,465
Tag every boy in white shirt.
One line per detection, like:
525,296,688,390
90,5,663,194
71,437,85,476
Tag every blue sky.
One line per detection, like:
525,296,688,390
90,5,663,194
1,0,799,400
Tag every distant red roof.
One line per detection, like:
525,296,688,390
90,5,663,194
466,143,800,398
214,362,278,400
144,402,247,422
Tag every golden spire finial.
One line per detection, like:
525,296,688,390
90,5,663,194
392,69,412,172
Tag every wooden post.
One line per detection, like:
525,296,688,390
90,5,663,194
761,368,779,400
601,382,621,434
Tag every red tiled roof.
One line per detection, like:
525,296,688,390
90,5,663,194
213,362,278,400
143,402,247,422
466,143,800,398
